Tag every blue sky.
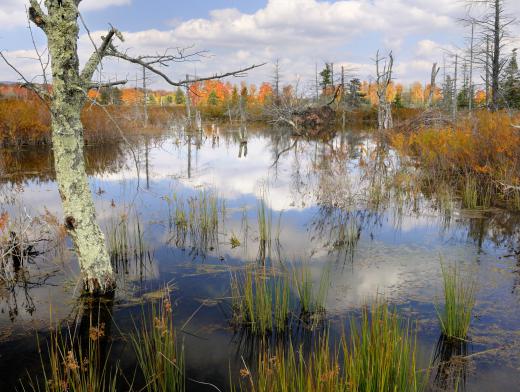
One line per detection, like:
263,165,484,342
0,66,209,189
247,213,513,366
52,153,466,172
1,0,519,90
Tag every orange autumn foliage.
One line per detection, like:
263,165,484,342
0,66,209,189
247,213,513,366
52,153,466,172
0,98,183,146
0,98,51,145
390,111,520,205
0,211,9,232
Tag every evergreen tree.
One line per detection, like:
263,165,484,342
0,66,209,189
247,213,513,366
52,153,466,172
99,87,122,105
231,86,239,107
208,90,219,105
320,63,332,91
393,91,403,108
174,87,185,104
346,78,365,107
501,49,520,109
442,75,454,111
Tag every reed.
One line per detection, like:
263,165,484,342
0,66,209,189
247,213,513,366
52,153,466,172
343,301,422,392
462,176,478,209
234,301,423,392
234,334,342,392
105,212,150,268
231,266,291,335
130,294,185,392
293,264,329,318
166,190,223,255
21,322,118,392
435,260,476,340
257,191,272,245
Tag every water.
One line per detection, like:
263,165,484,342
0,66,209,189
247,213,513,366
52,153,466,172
0,125,519,391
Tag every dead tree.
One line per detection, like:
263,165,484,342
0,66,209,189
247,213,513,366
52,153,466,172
465,0,515,111
427,63,441,109
20,0,263,294
375,51,394,130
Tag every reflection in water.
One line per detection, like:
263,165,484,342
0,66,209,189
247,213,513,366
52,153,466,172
0,126,519,390
433,335,470,392
0,141,129,184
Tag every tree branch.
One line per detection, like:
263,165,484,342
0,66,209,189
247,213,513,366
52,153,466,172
88,80,128,89
28,0,48,31
0,51,50,101
106,45,265,86
80,27,121,83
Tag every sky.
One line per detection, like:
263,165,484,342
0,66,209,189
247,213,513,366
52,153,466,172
1,0,519,91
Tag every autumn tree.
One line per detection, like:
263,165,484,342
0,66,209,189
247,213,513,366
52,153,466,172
466,0,515,110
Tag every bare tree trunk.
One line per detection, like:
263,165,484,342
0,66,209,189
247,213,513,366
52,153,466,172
486,36,490,109
315,63,319,103
32,0,113,293
453,54,458,120
143,66,148,128
491,0,501,111
427,63,440,109
375,51,393,130
469,22,475,111
185,74,191,126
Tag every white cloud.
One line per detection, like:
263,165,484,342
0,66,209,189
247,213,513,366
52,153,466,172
81,0,131,12
0,0,131,30
1,0,503,88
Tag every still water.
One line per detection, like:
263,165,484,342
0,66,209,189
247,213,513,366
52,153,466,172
0,125,519,391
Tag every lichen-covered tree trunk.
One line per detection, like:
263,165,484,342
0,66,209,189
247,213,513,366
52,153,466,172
37,0,113,293
51,112,113,293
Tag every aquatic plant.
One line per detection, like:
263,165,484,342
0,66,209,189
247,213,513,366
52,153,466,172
293,263,329,319
234,334,342,392
435,260,477,340
343,301,422,392
166,189,224,257
230,233,241,248
231,263,329,335
105,211,150,269
234,301,423,392
257,191,272,245
130,293,185,392
231,266,273,335
21,321,118,392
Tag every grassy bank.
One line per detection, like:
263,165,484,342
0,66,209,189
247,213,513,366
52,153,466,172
0,98,184,146
389,111,520,210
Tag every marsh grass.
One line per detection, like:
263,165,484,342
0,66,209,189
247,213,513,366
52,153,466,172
231,263,330,335
165,190,224,256
344,302,422,392
130,294,185,392
231,266,276,335
234,301,423,392
21,322,118,392
435,260,477,340
293,263,329,320
106,212,150,269
233,333,342,392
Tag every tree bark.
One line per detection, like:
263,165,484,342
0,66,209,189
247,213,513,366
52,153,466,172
31,0,113,293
